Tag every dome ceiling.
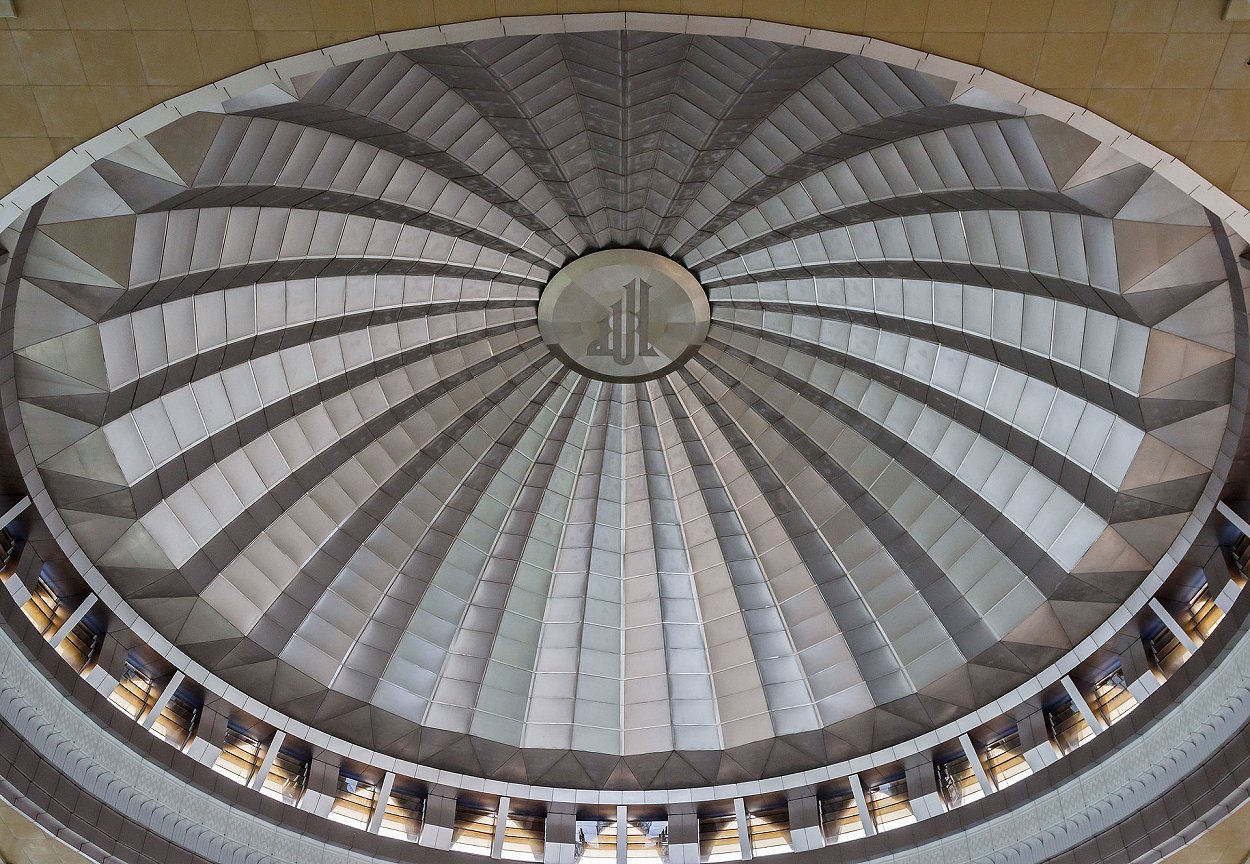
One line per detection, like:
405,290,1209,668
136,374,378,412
4,30,1239,790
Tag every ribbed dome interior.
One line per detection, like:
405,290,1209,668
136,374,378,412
6,31,1237,789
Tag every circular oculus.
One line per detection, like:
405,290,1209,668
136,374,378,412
538,249,710,383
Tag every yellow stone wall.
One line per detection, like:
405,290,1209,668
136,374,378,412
2,0,1250,205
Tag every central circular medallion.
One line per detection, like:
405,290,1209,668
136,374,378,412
538,249,711,382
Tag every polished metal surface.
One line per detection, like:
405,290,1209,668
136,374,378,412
1,30,1239,790
538,249,710,382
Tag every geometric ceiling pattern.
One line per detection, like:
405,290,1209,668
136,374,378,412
6,32,1238,790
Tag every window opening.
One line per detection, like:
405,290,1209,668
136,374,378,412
747,805,791,857
56,616,100,672
698,813,741,863
379,786,425,841
865,779,914,832
501,807,545,862
453,800,498,857
1046,699,1094,754
328,774,377,829
21,577,66,637
108,661,157,721
819,790,864,843
1148,624,1187,678
213,723,264,784
1183,584,1224,641
984,730,1031,789
626,818,668,861
260,748,310,806
936,753,983,809
1090,669,1137,726
149,690,199,748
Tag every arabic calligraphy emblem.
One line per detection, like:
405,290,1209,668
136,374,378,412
586,277,659,365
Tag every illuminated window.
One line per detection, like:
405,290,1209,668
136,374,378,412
936,753,984,809
328,774,377,829
55,616,99,673
108,661,156,721
149,690,199,749
698,813,741,863
453,800,497,857
865,779,914,832
747,805,791,857
576,817,616,861
1183,584,1224,642
1090,669,1137,726
819,790,864,843
984,731,1031,789
1046,699,1094,754
625,818,668,861
1149,624,1187,678
20,578,66,637
261,749,310,806
213,724,264,784
379,787,424,842
18,576,99,673
501,807,545,862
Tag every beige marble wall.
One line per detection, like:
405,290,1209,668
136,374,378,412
0,799,85,864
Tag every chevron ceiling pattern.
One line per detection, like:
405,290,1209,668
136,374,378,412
3,31,1238,790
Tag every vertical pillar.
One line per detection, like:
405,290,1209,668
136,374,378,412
141,670,185,731
1017,709,1058,773
182,700,225,765
545,802,578,864
1121,637,1161,705
4,539,41,606
785,789,823,852
733,798,752,861
83,628,131,697
1206,546,1234,600
297,752,341,819
848,775,875,838
959,735,995,797
903,755,943,819
367,772,396,834
48,593,95,647
417,785,458,850
0,496,30,530
0,496,31,585
1149,597,1198,653
1212,546,1245,613
492,796,512,858
248,728,285,791
183,697,230,766
1061,675,1105,735
1216,500,1250,537
615,804,629,864
665,803,700,864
